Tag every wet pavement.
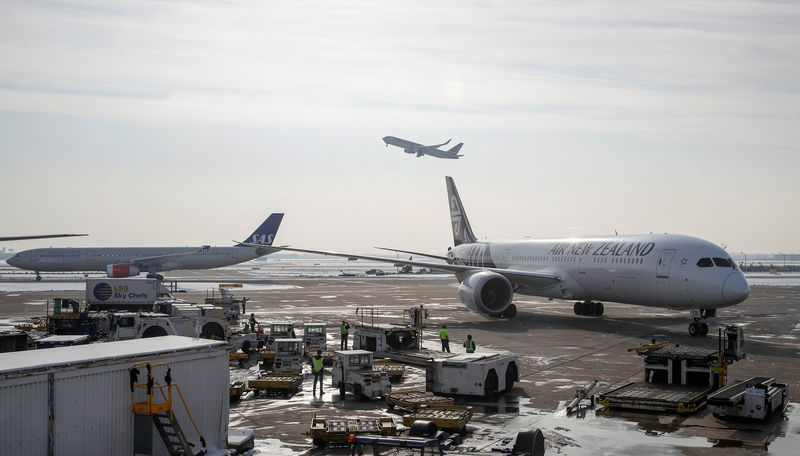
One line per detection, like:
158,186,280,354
2,273,798,455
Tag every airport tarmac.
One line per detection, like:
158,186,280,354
1,272,798,455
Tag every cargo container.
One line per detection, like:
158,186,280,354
0,336,229,456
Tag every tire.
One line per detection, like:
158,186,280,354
141,326,168,338
312,437,327,448
241,340,251,354
485,370,499,397
505,363,518,392
594,302,604,316
574,302,582,315
409,420,438,437
699,322,709,336
201,322,225,340
688,322,699,337
513,429,545,456
503,304,517,318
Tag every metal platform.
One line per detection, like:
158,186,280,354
645,345,719,360
596,382,711,413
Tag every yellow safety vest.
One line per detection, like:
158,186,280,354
340,324,349,335
312,357,324,372
439,328,448,340
465,340,475,353
288,329,295,339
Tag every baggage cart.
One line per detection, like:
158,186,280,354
384,391,454,411
248,373,303,397
401,405,473,431
308,416,397,448
373,358,405,380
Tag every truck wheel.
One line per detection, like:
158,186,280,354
141,326,168,338
409,420,438,437
241,340,251,354
312,437,327,448
339,382,345,399
513,429,544,456
505,363,518,392
485,370,499,397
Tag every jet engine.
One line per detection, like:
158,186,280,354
458,271,516,318
106,264,140,278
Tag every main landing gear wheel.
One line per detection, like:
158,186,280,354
574,301,603,316
688,322,709,337
502,304,518,318
35,274,42,281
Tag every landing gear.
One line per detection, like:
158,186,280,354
501,304,518,318
574,301,603,316
688,308,710,337
35,273,42,281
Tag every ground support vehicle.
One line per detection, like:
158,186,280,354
426,353,520,397
707,377,787,420
248,373,303,397
303,322,327,352
265,322,295,349
402,405,473,432
596,327,746,413
373,358,406,380
230,381,246,401
85,278,163,311
204,283,247,319
349,421,545,456
385,391,454,411
332,350,392,400
229,332,258,354
272,338,304,374
353,324,419,353
309,416,397,448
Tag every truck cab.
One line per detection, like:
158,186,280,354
266,322,294,349
273,338,303,374
303,323,327,352
332,350,391,400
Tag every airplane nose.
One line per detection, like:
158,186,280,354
6,256,17,267
722,272,750,305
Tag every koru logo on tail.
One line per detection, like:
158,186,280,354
251,234,274,244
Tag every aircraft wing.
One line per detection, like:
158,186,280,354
374,246,451,262
426,139,451,148
0,234,88,241
125,247,212,267
236,243,561,287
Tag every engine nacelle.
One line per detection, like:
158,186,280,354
106,264,140,278
458,271,515,317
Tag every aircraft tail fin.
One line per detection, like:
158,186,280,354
447,143,463,154
237,213,284,246
445,177,477,246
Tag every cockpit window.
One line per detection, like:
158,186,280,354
713,257,732,267
697,258,713,268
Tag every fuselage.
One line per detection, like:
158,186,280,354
383,136,460,159
449,233,749,310
6,246,266,273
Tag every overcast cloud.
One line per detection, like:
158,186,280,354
1,0,798,254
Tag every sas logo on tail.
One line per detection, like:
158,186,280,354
251,234,274,245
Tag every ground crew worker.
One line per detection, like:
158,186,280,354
311,350,324,395
249,313,257,332
287,324,296,339
340,320,350,350
439,325,450,352
463,334,476,353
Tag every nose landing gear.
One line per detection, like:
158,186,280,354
688,308,711,336
574,301,604,316
35,272,42,281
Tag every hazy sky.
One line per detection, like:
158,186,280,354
1,0,798,255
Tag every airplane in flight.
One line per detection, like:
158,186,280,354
7,213,284,281
0,234,88,242
241,178,749,337
383,136,464,159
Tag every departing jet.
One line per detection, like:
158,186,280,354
7,213,284,281
0,234,87,242
241,179,749,337
383,136,464,159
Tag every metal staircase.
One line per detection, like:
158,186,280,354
130,362,206,456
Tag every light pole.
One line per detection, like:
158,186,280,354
740,251,747,268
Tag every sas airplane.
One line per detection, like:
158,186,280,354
383,136,464,159
7,213,284,281
241,178,750,337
